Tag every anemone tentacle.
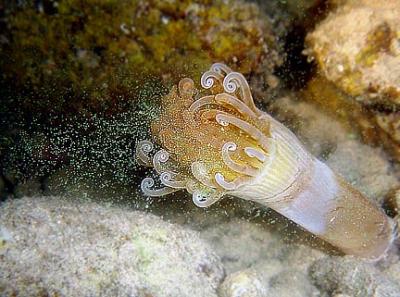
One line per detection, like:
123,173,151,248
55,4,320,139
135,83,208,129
136,140,154,167
192,188,224,208
189,95,216,112
221,142,260,177
214,93,258,119
141,177,179,197
200,70,224,89
244,147,267,163
222,72,261,115
211,63,233,75
160,171,187,189
215,112,273,152
191,161,218,189
214,172,253,190
152,149,173,174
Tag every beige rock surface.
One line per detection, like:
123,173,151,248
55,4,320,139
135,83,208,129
0,197,224,297
309,256,400,297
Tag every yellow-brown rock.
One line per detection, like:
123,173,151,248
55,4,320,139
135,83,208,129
306,0,400,105
303,0,400,162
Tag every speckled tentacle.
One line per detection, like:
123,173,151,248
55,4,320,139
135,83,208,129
192,188,224,208
221,142,260,177
214,173,253,191
201,70,225,89
211,63,233,75
223,72,261,116
189,95,216,112
215,112,273,152
141,177,179,197
153,149,173,174
191,161,217,189
215,93,258,119
160,171,187,189
136,140,154,167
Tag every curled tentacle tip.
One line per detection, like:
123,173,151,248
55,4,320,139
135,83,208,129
244,147,267,163
192,189,223,208
152,149,171,174
160,171,187,189
223,73,240,93
178,78,195,95
137,140,153,152
192,190,211,207
136,140,154,167
141,176,179,197
215,173,237,191
223,142,237,152
200,70,222,89
211,63,233,75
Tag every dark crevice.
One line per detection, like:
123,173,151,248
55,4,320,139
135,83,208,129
275,24,315,90
0,173,16,201
274,0,330,90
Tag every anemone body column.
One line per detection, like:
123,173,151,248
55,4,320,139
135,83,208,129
234,116,395,260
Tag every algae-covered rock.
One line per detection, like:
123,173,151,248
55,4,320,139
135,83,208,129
300,75,400,162
196,212,323,297
309,256,400,297
281,0,325,21
0,196,225,297
201,217,322,297
1,0,282,114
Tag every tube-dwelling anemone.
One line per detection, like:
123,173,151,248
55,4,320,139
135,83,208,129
136,63,397,260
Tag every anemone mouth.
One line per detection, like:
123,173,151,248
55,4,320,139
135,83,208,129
136,63,276,207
